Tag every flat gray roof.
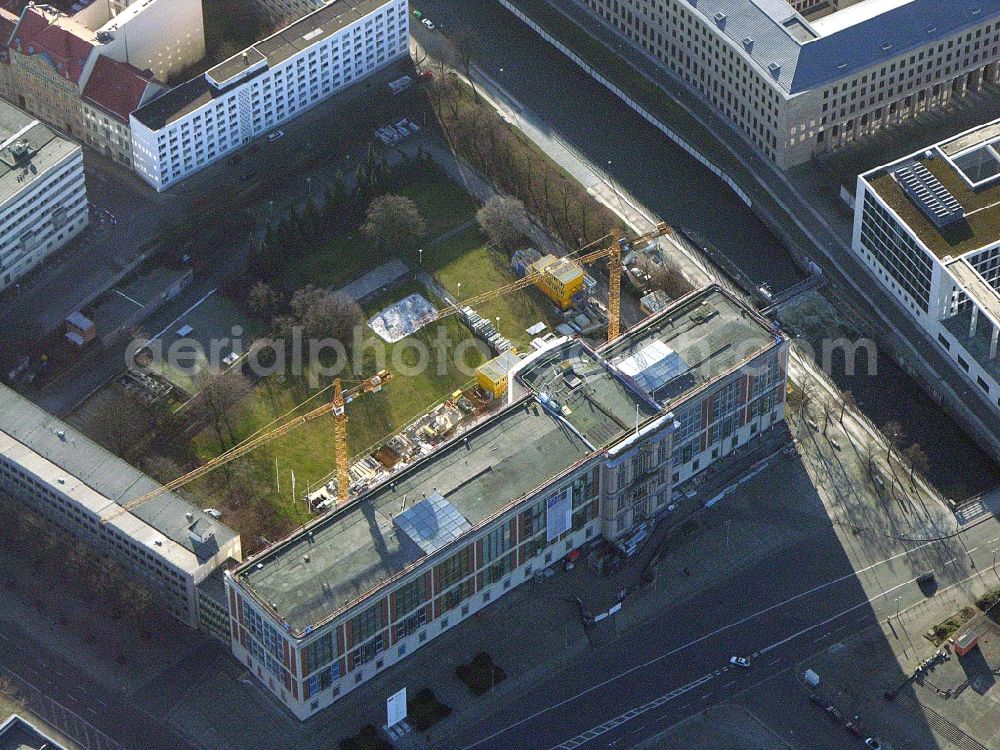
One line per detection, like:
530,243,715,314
515,340,659,449
603,287,781,406
133,0,393,130
0,385,237,564
0,715,68,750
237,401,592,632
0,100,79,206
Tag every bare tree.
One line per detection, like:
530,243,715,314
788,379,814,420
362,195,428,260
452,28,481,101
274,286,363,357
819,397,835,435
839,389,855,425
477,195,530,252
882,420,904,460
91,388,150,460
902,442,930,486
863,441,880,481
429,59,460,122
193,369,253,448
633,252,692,299
247,281,280,320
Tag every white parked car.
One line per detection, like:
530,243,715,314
729,656,750,668
267,130,284,142
421,17,435,29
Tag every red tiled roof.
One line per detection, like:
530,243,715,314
12,7,95,84
82,54,157,122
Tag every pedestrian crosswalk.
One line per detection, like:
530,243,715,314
551,672,715,749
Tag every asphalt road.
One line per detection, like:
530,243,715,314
411,0,802,293
448,513,1000,750
0,620,197,750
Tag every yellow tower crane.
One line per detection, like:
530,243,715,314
100,370,392,524
421,222,670,343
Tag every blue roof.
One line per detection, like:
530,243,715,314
682,0,1000,94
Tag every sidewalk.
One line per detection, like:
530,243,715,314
464,63,715,290
500,0,1000,464
800,577,1000,750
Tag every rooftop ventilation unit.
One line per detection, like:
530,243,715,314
880,42,893,51
891,160,965,228
742,36,753,51
768,62,781,78
713,11,726,27
8,140,31,163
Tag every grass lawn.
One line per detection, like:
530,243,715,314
277,231,361,293
176,126,576,535
187,281,487,528
276,169,478,294
427,226,563,348
399,169,478,237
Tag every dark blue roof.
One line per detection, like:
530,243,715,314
683,0,1000,94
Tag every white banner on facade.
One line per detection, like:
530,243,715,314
387,687,407,727
546,488,572,542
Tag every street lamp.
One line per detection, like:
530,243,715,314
457,282,462,300
306,176,312,199
418,248,423,266
606,160,627,216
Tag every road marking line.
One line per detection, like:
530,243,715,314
458,545,941,750
765,658,782,667
721,680,736,688
760,576,917,656
0,634,7,642
545,673,716,749
86,707,98,717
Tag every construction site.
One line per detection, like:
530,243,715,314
222,283,789,719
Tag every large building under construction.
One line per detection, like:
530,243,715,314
224,285,789,719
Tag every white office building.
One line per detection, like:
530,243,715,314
578,0,1000,168
0,384,242,629
852,118,1000,411
0,100,88,292
129,0,408,191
